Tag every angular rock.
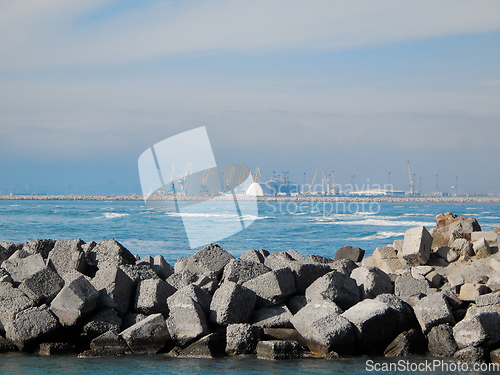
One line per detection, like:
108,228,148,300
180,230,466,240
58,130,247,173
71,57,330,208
256,340,301,360
459,283,490,302
334,245,365,262
304,254,334,264
0,335,18,352
222,259,271,284
0,242,20,264
85,239,136,273
372,246,404,274
350,266,393,300
226,323,263,355
251,304,293,328
413,293,455,334
152,255,174,280
81,308,122,339
491,348,500,365
453,304,500,349
177,333,225,358
4,305,60,350
175,285,212,315
134,278,175,316
476,291,500,307
305,271,360,311
1,253,46,284
121,312,147,330
90,330,128,355
435,212,481,243
472,231,498,243
453,346,487,363
185,243,234,278
384,328,427,356
120,313,170,354
450,238,474,258
435,246,459,263
401,226,433,266
166,291,210,347
341,294,416,354
243,268,296,307
473,238,491,259
286,295,307,315
91,266,134,315
288,261,333,293
20,239,56,259
291,302,353,354
427,323,458,357
0,283,35,331
394,275,430,299
239,249,269,264
287,249,304,261
411,265,434,280
264,251,296,270
18,267,64,305
136,255,153,266
47,239,86,276
209,281,256,325
0,268,12,283
50,275,99,326
329,259,358,276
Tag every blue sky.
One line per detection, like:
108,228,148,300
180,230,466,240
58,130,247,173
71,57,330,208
1,0,500,195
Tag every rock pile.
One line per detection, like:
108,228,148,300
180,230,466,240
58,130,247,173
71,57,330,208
0,212,500,363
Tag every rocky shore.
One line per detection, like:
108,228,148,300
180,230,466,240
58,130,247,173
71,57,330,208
1,212,500,363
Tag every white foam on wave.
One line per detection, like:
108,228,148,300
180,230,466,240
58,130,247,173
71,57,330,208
102,212,129,219
316,218,434,227
344,231,405,242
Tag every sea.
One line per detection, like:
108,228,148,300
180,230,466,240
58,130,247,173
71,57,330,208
0,199,499,374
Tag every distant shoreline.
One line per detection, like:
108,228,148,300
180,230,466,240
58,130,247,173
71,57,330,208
1,194,500,204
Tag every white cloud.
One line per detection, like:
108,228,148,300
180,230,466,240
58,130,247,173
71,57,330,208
1,0,500,69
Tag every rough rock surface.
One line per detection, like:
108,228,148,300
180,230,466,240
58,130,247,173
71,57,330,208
209,282,256,325
225,323,263,355
120,313,170,354
305,271,360,310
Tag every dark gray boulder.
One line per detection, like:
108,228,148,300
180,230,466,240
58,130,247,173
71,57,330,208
209,281,256,325
264,251,295,270
394,275,430,300
305,271,360,311
453,346,488,363
90,330,128,355
20,239,56,259
0,282,35,331
91,266,134,316
0,242,20,264
134,278,176,316
47,239,87,276
81,308,122,340
176,333,225,358
185,243,234,279
384,328,427,356
251,304,293,328
243,268,296,307
413,293,455,334
226,323,263,355
329,259,358,276
239,249,269,264
18,267,64,305
304,255,334,264
334,245,365,262
286,295,307,315
2,253,46,284
120,313,170,354
85,239,136,273
221,259,271,284
288,261,333,293
256,340,301,360
427,323,458,357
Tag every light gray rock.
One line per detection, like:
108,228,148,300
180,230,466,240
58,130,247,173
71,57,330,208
476,291,500,307
120,313,170,354
413,293,455,334
136,255,153,266
134,278,176,315
166,291,210,347
264,251,295,270
2,253,46,284
471,231,498,243
18,267,64,304
473,238,491,259
50,275,99,326
221,259,271,284
334,245,365,262
4,305,60,350
209,281,256,325
85,239,136,272
291,302,353,354
372,246,404,274
394,275,430,299
176,285,212,315
401,226,433,266
425,270,443,288
287,249,305,261
0,282,35,331
20,239,56,259
459,283,490,302
91,266,134,315
427,323,458,357
174,257,188,273
256,340,301,360
47,239,86,276
152,255,174,280
350,266,393,300
288,261,333,293
341,294,416,354
329,259,358,276
450,238,474,258
239,249,269,264
453,304,500,349
226,323,263,355
81,308,122,340
242,268,296,307
411,266,434,280
185,243,234,278
435,246,459,263
251,304,293,328
305,271,360,310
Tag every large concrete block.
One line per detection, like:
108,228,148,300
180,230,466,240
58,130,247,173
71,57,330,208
209,281,256,325
85,239,136,272
350,266,393,300
473,238,491,259
226,323,263,355
50,275,99,326
435,212,481,243
256,340,301,360
18,267,64,305
134,278,176,316
166,291,210,347
0,282,35,331
251,304,293,328
384,328,427,356
152,255,174,280
0,242,20,264
243,268,296,307
221,259,271,284
264,251,296,270
305,271,360,311
90,330,128,355
427,323,458,357
288,261,332,293
394,275,430,300
471,231,498,243
1,253,46,284
120,313,170,354
175,285,212,315
47,239,87,276
334,245,365,262
341,294,416,355
81,308,122,340
185,243,234,278
413,293,455,334
20,239,56,259
176,333,225,358
239,249,269,264
401,226,433,266
453,305,500,349
372,246,404,274
91,266,134,315
4,305,60,350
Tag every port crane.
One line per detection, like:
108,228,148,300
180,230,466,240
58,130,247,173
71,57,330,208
307,168,319,195
177,162,192,195
200,165,214,195
321,169,330,195
331,170,338,195
224,165,235,192
407,161,415,196
252,167,261,183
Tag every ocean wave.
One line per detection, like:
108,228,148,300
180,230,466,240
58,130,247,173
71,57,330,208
344,231,405,242
102,212,130,219
316,218,435,227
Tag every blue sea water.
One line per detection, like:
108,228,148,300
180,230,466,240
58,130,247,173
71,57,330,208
0,199,500,374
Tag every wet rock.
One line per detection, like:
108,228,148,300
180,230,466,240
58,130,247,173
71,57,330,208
256,340,301,360
251,304,293,328
120,313,170,354
91,266,134,315
401,226,433,266
243,268,296,307
47,239,87,276
221,259,271,284
185,243,234,278
81,308,122,340
209,281,256,325
305,271,360,310
134,278,175,316
90,330,128,355
334,245,365,262
177,333,225,358
453,346,487,363
2,253,46,284
50,275,99,326
413,293,455,334
18,267,64,305
384,328,427,356
226,323,263,355
350,266,393,300
427,323,458,357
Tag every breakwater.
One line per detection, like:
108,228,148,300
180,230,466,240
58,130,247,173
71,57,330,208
0,212,500,364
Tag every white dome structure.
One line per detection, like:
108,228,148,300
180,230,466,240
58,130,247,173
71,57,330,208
246,182,264,196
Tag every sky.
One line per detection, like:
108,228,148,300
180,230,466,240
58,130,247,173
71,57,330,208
1,0,500,195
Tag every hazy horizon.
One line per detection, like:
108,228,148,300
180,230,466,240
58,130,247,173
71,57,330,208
1,1,500,196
